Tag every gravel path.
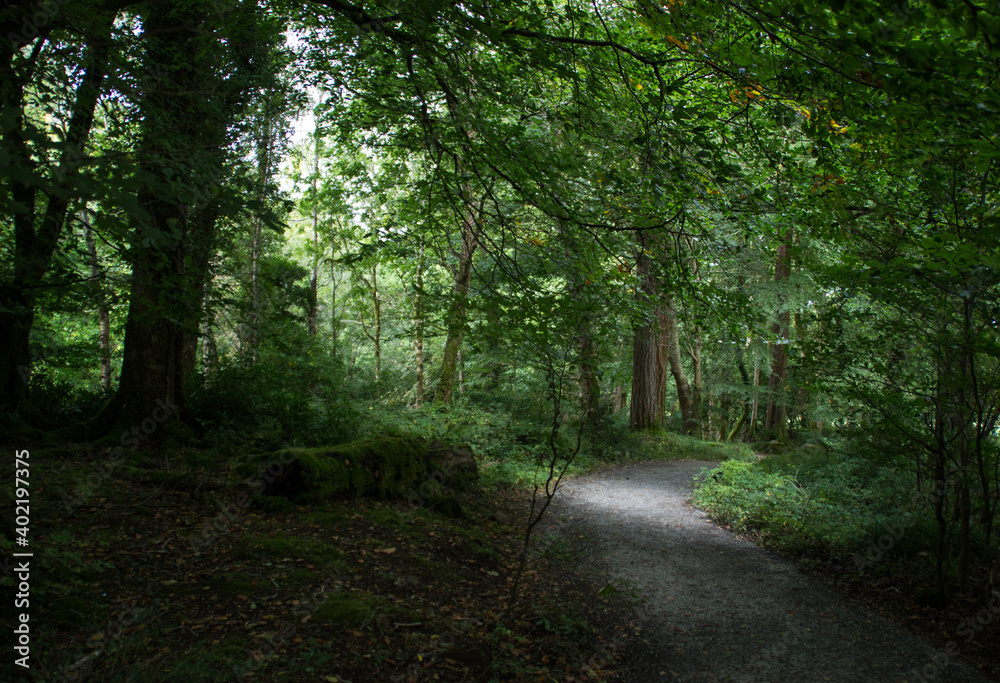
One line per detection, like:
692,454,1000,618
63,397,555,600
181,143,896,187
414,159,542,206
542,459,986,683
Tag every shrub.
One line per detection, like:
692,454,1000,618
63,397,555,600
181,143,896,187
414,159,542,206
188,335,359,451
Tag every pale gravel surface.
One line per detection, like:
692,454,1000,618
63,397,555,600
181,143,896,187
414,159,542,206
541,459,986,683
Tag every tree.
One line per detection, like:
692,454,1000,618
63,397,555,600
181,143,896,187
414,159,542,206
90,0,287,435
0,2,115,417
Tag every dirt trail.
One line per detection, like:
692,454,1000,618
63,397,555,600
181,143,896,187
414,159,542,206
542,459,985,683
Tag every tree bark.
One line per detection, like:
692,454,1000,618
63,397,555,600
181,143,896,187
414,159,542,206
578,328,600,424
662,297,697,435
413,242,426,406
358,261,382,382
307,125,321,336
435,196,478,404
629,252,660,430
92,0,232,436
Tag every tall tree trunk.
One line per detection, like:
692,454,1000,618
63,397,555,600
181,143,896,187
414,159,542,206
93,0,231,436
435,197,478,404
83,209,112,392
245,105,274,364
663,297,697,435
0,15,111,414
358,261,382,382
630,252,660,430
201,289,218,375
413,242,426,407
686,327,703,435
330,225,345,357
766,232,792,441
307,124,321,336
578,328,600,424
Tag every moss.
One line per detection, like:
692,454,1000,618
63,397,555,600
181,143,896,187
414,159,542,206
301,510,351,528
288,567,318,582
428,493,464,518
366,506,405,527
263,436,429,501
312,592,423,629
247,534,343,563
313,592,374,627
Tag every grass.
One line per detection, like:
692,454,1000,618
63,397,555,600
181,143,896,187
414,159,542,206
691,446,942,557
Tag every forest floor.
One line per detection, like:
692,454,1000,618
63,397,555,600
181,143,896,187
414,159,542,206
6,443,629,683
8,445,999,682
541,459,998,683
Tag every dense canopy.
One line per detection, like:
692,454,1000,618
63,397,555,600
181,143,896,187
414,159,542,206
2,0,1000,674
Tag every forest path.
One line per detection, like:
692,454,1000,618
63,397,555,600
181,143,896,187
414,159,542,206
541,459,985,683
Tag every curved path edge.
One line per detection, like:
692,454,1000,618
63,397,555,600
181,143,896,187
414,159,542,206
540,459,985,683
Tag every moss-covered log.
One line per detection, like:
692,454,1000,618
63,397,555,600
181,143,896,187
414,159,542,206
254,436,477,502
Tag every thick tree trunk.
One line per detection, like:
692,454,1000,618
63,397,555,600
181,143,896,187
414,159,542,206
578,329,600,423
629,253,660,430
93,1,230,437
435,201,478,404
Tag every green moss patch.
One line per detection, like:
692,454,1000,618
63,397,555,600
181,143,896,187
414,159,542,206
301,509,351,528
257,436,458,502
312,592,423,629
313,592,375,628
246,533,343,563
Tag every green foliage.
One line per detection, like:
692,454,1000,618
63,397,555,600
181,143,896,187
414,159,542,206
188,334,359,450
693,452,924,555
25,371,107,426
244,436,440,501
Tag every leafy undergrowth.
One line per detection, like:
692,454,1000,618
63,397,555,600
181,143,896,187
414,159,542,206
8,443,632,682
692,450,1000,680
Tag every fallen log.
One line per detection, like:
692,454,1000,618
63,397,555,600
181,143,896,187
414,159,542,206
252,436,477,503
